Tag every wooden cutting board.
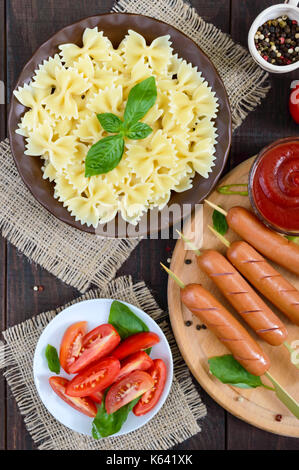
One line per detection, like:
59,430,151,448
168,157,299,437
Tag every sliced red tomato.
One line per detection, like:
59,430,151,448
66,357,120,397
105,370,154,415
112,332,160,360
116,351,154,381
59,321,87,374
68,324,121,374
89,390,104,405
49,376,97,418
133,359,167,416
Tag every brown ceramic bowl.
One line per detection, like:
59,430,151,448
8,12,232,236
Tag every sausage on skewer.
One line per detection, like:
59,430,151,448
206,204,299,276
197,250,288,346
161,264,271,377
225,240,299,326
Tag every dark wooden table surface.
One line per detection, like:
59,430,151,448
0,0,298,451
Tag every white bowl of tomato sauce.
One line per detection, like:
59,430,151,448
249,137,299,236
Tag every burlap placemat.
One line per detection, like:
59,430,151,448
0,276,206,450
0,0,270,294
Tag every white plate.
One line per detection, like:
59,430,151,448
33,298,173,437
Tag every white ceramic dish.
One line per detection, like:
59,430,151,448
248,0,299,73
33,298,173,438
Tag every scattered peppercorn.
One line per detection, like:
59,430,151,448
196,324,202,330
185,259,192,265
275,414,282,422
201,324,207,330
255,16,299,65
185,321,193,327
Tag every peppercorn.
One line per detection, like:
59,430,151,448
185,259,192,265
275,414,282,422
254,15,298,66
185,321,192,327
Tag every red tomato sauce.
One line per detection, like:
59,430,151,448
252,140,299,232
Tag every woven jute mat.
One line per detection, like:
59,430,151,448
0,0,270,295
0,276,207,450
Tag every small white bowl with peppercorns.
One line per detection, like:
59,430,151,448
248,1,299,73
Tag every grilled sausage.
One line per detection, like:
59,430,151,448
197,250,288,346
227,240,299,326
227,206,299,276
181,284,270,376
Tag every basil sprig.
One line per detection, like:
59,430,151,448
92,392,140,439
45,344,60,375
85,77,157,177
108,300,149,340
208,355,272,389
212,209,228,236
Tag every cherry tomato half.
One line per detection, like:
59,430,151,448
112,332,160,360
66,357,120,397
89,390,104,405
116,351,154,381
133,359,167,416
59,321,87,374
105,370,154,415
68,324,121,374
49,376,97,418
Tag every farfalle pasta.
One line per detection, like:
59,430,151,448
14,28,218,227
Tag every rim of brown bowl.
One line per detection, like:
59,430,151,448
8,12,232,237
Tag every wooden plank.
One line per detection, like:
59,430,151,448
4,0,229,450
0,0,6,452
5,0,114,450
227,0,299,450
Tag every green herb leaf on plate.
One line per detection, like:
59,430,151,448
124,77,157,128
97,113,123,134
109,300,149,340
85,134,124,177
45,344,60,375
125,121,153,140
212,209,228,236
208,355,265,389
286,236,299,245
217,184,248,196
92,392,140,439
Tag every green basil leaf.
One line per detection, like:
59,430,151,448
85,135,124,177
126,122,153,140
97,113,123,133
109,300,149,340
124,77,157,127
286,236,299,245
92,392,140,439
45,344,60,375
208,355,263,389
212,209,228,236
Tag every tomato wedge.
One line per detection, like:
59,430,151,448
116,351,153,382
133,359,167,416
49,376,97,418
66,357,120,397
89,390,104,405
68,324,121,374
59,321,87,374
105,370,155,415
112,332,160,360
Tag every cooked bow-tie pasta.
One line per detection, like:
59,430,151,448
14,28,218,227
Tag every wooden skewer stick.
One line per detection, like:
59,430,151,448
204,199,228,216
207,226,299,370
161,262,299,418
160,263,185,289
176,230,201,255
